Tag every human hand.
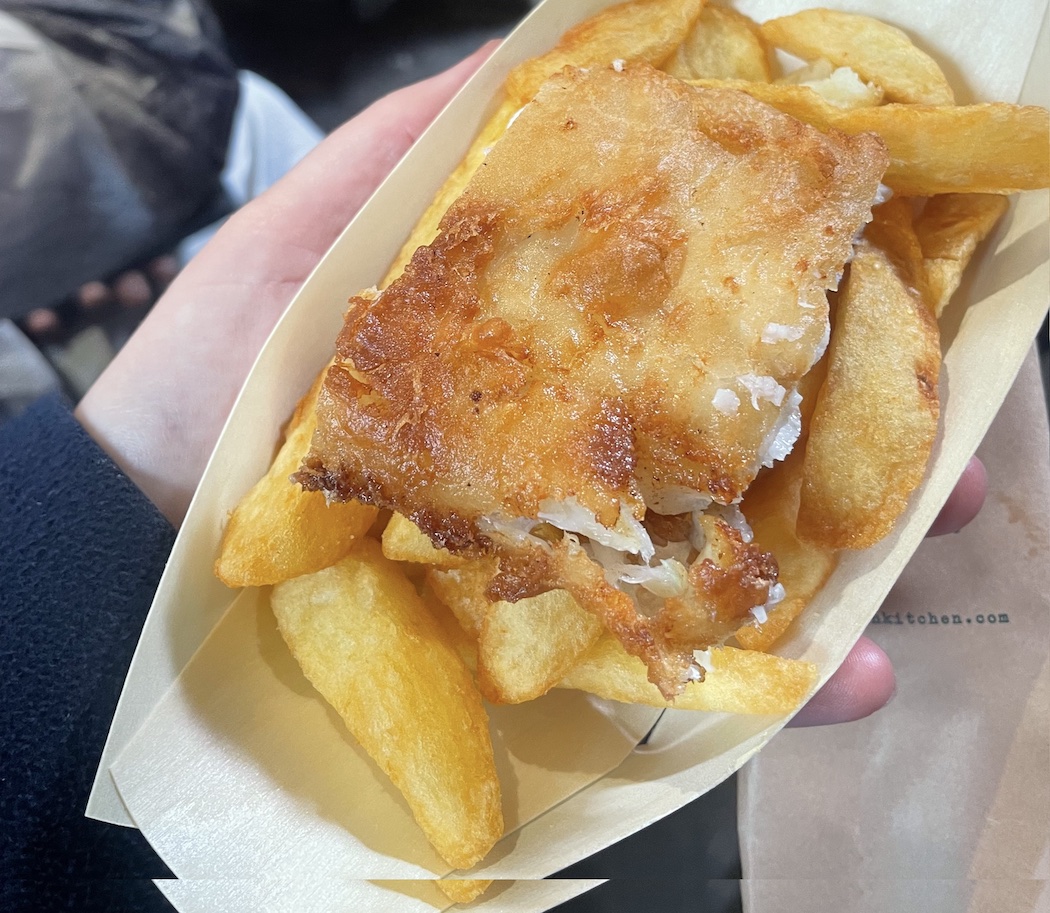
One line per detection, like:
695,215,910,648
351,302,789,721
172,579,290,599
75,39,987,727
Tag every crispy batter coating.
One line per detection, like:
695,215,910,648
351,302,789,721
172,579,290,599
298,63,888,697
660,517,780,648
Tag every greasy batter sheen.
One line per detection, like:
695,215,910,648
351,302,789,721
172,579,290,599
298,63,888,697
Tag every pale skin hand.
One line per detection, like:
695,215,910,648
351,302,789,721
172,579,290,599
75,44,987,727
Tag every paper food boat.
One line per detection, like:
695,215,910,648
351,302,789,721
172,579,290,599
86,0,1050,909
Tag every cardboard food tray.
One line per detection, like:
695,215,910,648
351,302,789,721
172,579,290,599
87,0,1050,908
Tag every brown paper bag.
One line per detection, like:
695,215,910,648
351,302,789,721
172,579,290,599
740,350,1050,913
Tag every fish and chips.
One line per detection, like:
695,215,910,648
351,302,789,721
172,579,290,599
214,0,1049,891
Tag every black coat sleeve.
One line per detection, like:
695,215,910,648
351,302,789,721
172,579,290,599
0,395,177,911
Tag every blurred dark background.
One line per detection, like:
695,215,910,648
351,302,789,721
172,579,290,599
211,0,530,129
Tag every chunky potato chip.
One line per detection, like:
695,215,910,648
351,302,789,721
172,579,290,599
426,561,499,638
864,195,932,300
216,376,376,587
427,560,602,702
803,101,1050,196
761,8,954,105
271,539,502,869
688,79,1050,195
914,193,1010,316
505,0,704,105
421,583,480,671
558,635,818,715
435,879,493,904
478,588,602,704
736,448,837,652
382,512,466,567
797,199,942,549
662,4,773,82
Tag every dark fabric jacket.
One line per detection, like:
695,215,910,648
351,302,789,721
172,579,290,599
0,394,175,910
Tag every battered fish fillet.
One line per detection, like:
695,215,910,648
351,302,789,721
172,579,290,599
298,63,888,698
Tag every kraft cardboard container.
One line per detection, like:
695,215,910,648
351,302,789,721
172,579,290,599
87,0,1050,909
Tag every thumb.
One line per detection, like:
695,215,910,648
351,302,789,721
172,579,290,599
788,636,896,727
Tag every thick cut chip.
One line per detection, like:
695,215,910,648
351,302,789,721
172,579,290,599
914,194,1010,317
478,587,603,705
435,880,493,904
662,4,773,82
297,62,887,699
862,195,932,302
688,79,1050,195
215,376,377,587
760,9,954,105
427,559,599,702
271,539,503,869
797,200,942,550
735,447,837,652
505,0,704,105
421,583,480,671
558,634,818,715
383,512,466,567
427,561,500,638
